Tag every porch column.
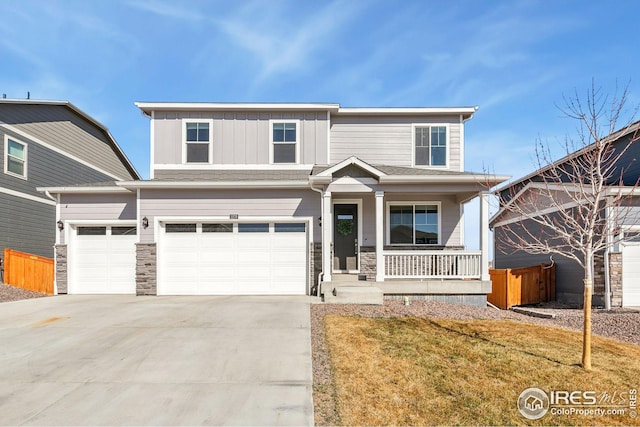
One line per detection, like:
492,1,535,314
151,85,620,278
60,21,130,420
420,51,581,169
480,192,490,281
322,190,332,282
375,191,385,282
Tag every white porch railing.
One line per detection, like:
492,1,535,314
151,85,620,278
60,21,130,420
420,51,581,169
384,250,482,279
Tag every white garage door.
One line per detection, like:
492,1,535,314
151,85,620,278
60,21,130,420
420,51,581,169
158,222,307,295
68,225,137,294
622,244,640,307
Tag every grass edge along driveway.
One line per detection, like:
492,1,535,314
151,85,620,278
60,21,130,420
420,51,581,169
322,316,640,426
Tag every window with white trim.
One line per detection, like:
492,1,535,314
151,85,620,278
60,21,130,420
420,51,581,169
271,121,298,164
388,203,440,245
184,121,211,163
4,136,27,178
414,125,447,167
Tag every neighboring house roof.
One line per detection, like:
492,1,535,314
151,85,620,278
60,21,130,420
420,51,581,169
490,119,640,227
0,99,140,180
494,119,640,194
135,102,478,120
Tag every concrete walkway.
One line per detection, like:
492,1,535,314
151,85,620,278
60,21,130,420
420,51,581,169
0,295,313,426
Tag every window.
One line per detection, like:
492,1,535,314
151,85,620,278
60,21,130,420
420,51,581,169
4,137,27,178
274,223,306,233
388,203,439,245
271,121,298,164
184,121,211,163
202,223,233,233
77,226,107,236
238,223,269,233
414,125,447,167
111,226,137,236
165,223,197,233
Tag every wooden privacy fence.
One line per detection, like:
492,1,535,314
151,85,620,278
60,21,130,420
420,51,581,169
2,248,54,295
488,263,555,309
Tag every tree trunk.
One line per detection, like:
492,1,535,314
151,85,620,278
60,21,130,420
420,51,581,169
583,277,593,371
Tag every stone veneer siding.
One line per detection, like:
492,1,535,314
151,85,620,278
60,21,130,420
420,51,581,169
55,244,67,294
609,252,622,307
310,242,322,295
359,246,376,280
136,243,157,296
594,252,623,307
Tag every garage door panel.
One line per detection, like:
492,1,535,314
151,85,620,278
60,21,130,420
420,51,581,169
159,222,307,295
623,245,640,307
69,228,136,294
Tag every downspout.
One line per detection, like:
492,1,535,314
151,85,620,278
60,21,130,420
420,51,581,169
604,204,612,310
310,181,324,297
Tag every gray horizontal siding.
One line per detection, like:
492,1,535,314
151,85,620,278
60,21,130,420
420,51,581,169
493,223,585,304
153,111,329,166
0,128,119,199
58,193,137,245
139,188,320,244
330,115,462,170
0,192,55,258
0,104,135,180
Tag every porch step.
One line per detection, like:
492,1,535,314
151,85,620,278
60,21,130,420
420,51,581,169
328,286,384,305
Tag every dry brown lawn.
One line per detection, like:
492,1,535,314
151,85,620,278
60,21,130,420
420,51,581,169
324,315,640,426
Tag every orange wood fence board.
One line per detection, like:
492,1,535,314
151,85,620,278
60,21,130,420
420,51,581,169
488,264,555,309
3,248,54,295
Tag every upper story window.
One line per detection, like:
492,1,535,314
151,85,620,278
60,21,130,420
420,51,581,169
4,136,27,179
387,202,440,245
270,120,299,164
414,125,447,167
183,120,212,163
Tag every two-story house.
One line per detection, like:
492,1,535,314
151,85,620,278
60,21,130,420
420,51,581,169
42,103,508,305
0,99,139,266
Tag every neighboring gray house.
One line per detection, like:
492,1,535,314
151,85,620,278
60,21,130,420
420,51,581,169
42,102,508,304
491,120,640,308
0,99,140,261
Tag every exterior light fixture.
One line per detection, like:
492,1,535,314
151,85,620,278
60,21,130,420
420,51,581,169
318,216,322,227
142,216,149,229
57,220,64,231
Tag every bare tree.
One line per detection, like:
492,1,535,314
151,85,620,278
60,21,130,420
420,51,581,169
496,81,640,370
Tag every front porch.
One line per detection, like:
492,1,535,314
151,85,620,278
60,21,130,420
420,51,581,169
311,157,495,305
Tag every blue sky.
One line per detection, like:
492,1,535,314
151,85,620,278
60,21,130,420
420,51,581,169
2,0,639,250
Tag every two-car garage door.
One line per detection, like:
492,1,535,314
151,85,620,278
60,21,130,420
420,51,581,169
157,221,308,295
67,220,308,296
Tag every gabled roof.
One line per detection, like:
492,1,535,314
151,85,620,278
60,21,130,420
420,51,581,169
135,102,479,120
0,98,140,180
310,156,509,186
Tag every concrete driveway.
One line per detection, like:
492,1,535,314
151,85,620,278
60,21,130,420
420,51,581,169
0,295,313,426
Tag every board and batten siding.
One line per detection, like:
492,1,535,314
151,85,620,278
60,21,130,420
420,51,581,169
0,104,135,180
139,188,320,243
0,192,55,258
58,193,137,245
152,111,329,167
330,115,462,170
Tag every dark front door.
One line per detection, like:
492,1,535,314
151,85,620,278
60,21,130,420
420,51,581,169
333,204,358,271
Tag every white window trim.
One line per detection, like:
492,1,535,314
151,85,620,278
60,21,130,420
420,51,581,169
411,123,449,169
3,135,28,180
182,119,213,164
386,201,442,246
269,119,300,165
